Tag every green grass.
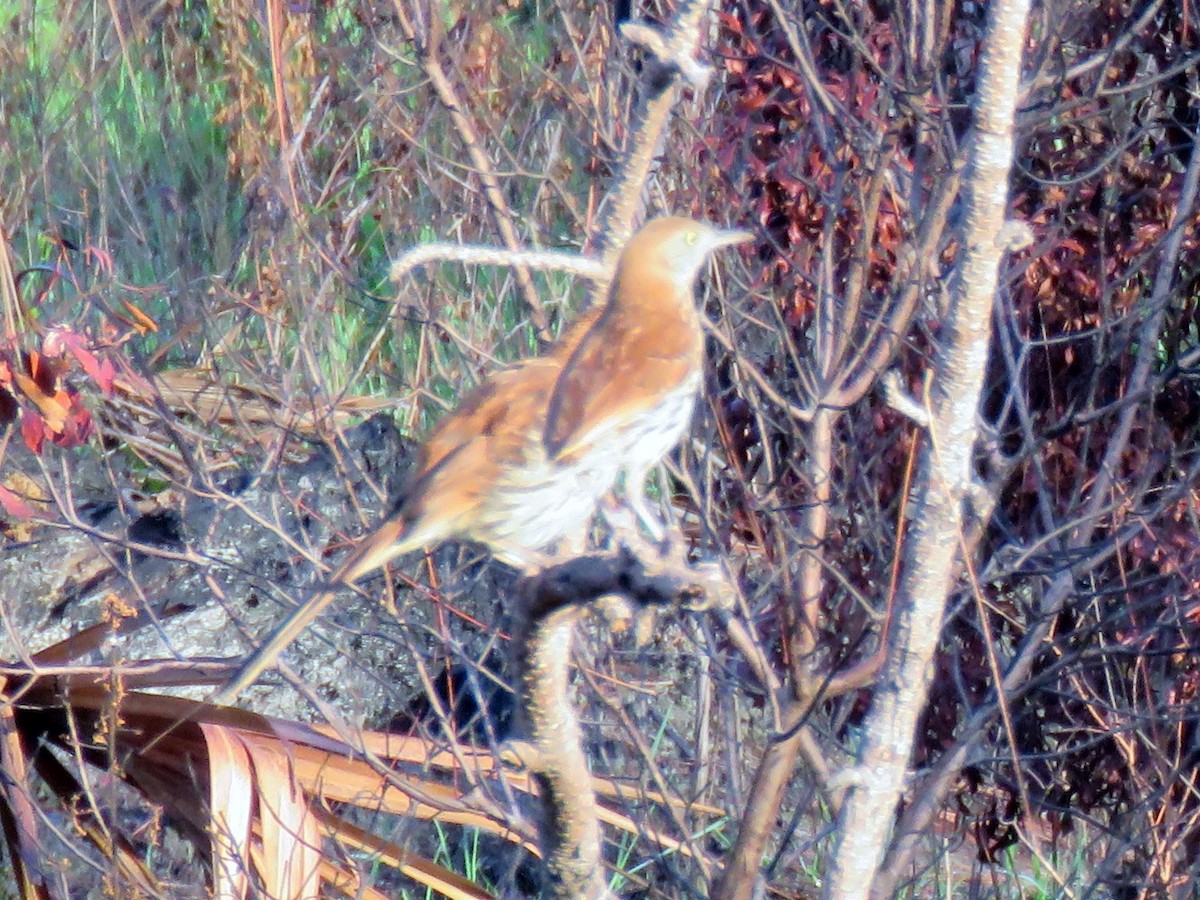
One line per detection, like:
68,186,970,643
3,1,236,358
0,0,595,422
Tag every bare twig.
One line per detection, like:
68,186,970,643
511,545,716,899
391,0,552,339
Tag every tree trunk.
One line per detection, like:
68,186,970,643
821,0,1031,896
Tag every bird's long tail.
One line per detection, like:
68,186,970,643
211,515,426,704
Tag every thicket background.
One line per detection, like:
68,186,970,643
1,0,1199,897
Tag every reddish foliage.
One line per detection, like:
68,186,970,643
708,0,1200,881
0,328,111,454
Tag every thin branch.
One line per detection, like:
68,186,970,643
391,0,552,339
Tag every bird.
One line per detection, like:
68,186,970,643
545,216,753,539
212,215,751,703
212,354,593,704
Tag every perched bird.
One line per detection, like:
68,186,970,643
212,355,594,704
546,216,753,538
213,216,750,703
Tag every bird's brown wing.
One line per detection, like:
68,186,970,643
398,356,562,526
544,310,696,462
212,358,564,704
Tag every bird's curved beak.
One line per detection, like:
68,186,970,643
713,227,755,248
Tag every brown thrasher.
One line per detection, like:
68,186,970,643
213,216,750,703
212,356,588,704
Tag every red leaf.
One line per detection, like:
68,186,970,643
85,245,114,276
12,372,69,433
53,392,94,449
20,410,45,454
0,483,38,520
51,329,116,395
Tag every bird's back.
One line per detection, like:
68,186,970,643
393,303,607,562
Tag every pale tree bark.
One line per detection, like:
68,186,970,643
820,1,1032,897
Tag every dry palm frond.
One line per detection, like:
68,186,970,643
0,650,721,899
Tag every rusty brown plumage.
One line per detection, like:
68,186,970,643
546,216,752,536
214,216,750,703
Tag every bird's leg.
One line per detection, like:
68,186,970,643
597,493,639,543
623,467,667,543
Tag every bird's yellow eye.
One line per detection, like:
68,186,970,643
685,230,699,246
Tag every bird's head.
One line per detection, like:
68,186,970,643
620,216,754,294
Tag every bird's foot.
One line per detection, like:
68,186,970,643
592,591,660,646
682,558,737,612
